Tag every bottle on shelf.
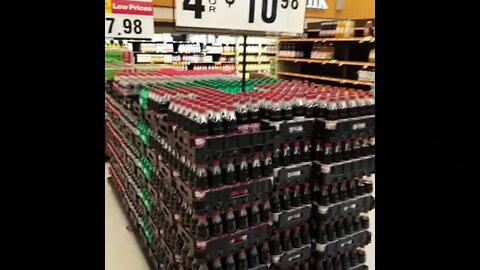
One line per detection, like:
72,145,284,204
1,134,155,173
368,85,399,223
364,21,374,37
279,43,303,58
335,20,344,38
311,43,334,60
369,47,375,63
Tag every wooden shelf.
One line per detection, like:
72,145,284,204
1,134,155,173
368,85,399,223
277,71,375,86
278,37,375,43
306,27,375,32
135,51,204,54
277,57,375,67
132,64,181,69
239,52,276,55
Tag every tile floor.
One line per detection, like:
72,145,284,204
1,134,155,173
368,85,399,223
105,163,375,270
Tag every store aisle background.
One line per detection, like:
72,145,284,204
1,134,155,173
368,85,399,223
105,163,375,269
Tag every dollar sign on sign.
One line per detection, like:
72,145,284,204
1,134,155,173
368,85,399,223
225,0,235,7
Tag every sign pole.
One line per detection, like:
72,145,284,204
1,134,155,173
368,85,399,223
241,35,247,92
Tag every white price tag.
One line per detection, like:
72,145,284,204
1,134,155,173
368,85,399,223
175,0,307,34
287,170,301,178
316,243,326,252
289,125,304,133
105,14,154,39
325,121,337,130
352,122,366,130
343,203,357,211
340,239,353,247
320,164,331,173
136,53,152,63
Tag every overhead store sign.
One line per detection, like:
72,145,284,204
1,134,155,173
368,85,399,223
175,0,307,34
306,0,328,10
105,0,154,39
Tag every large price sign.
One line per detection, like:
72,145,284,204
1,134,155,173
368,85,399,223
105,0,154,39
175,0,307,34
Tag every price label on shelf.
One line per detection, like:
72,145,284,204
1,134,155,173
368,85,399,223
175,0,307,34
105,0,154,39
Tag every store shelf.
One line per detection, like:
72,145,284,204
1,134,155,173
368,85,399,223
242,60,273,63
221,52,236,56
132,64,184,70
279,37,375,43
134,51,204,54
278,57,375,67
105,48,131,51
135,61,228,65
134,51,227,55
306,27,375,32
240,52,277,55
277,71,375,86
129,40,198,44
244,43,277,46
105,65,134,70
238,69,271,72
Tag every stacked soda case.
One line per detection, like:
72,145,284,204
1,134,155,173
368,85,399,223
107,70,281,270
105,70,375,270
106,86,182,269
280,82,375,270
252,80,373,270
105,105,160,268
148,88,277,270
309,82,375,187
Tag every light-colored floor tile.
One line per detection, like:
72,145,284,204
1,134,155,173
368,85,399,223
366,208,375,269
105,163,150,270
105,163,375,270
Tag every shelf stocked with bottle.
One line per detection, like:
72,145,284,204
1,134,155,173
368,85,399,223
279,37,375,43
106,34,278,76
126,37,238,71
276,72,375,87
276,20,375,89
277,58,374,68
236,64,272,73
236,37,278,76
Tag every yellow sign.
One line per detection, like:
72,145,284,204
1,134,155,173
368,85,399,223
105,0,112,14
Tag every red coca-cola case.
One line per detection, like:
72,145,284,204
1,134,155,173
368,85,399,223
313,229,371,259
273,162,312,189
271,244,312,270
312,156,375,186
174,174,273,217
273,204,312,231
177,220,271,261
314,116,375,143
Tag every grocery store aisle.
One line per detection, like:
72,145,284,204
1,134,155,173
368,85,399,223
105,163,375,270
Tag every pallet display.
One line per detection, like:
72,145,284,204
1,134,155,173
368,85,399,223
105,69,375,270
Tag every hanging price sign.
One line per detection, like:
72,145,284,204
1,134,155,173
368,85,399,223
105,0,154,39
175,0,307,34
